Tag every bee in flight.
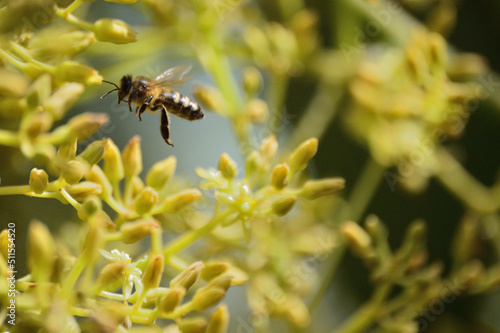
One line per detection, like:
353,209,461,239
101,65,204,147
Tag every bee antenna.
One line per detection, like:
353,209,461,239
102,80,119,89
100,88,118,99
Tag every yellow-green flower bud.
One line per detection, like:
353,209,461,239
121,219,159,244
247,99,268,124
192,85,221,112
300,178,345,200
0,230,9,260
61,160,84,184
341,221,372,258
270,163,289,190
96,262,125,291
85,165,112,197
122,136,143,178
0,68,29,97
131,176,145,198
29,168,48,194
170,262,204,292
0,98,26,119
101,139,124,184
201,262,229,281
288,138,318,175
80,139,109,166
191,275,233,311
65,181,102,201
134,187,158,215
67,113,109,141
283,295,310,328
158,288,185,313
28,220,56,282
177,318,207,333
77,195,102,221
32,144,57,167
142,254,164,290
272,195,297,216
245,151,262,175
242,66,262,96
56,61,103,85
57,138,77,164
206,305,229,333
43,83,85,120
218,153,238,179
81,224,103,263
161,189,202,213
94,18,137,44
29,28,95,61
146,156,176,190
21,111,53,138
259,134,278,164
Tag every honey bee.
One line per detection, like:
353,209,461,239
101,65,204,147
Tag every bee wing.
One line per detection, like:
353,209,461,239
153,65,193,88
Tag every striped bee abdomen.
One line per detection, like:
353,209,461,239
157,90,204,121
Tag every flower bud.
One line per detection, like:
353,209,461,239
288,138,318,175
170,262,203,292
259,134,278,164
122,136,142,178
21,111,53,138
121,219,159,244
28,220,56,281
146,156,176,190
200,262,229,281
191,275,233,311
142,254,164,290
158,288,185,313
57,138,77,164
192,85,221,112
67,113,109,141
270,164,289,190
300,178,345,200
29,168,48,194
80,224,103,263
206,305,229,333
61,160,84,184
0,230,9,261
30,28,95,61
85,165,113,197
272,195,297,216
134,187,158,215
245,151,262,175
242,66,262,96
103,139,124,183
284,295,310,328
0,68,29,97
161,189,202,213
177,318,207,333
96,262,125,291
341,221,372,258
247,99,268,124
43,83,85,120
94,18,137,44
65,181,102,201
56,61,103,85
218,153,238,179
131,176,145,198
77,195,102,220
80,139,109,166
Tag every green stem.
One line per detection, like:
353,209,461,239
59,0,83,15
0,130,19,147
0,185,32,196
61,255,87,298
163,210,232,259
308,158,385,316
332,283,392,333
56,10,95,31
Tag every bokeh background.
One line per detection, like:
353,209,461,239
1,0,499,332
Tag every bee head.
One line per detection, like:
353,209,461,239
118,75,133,103
100,75,132,102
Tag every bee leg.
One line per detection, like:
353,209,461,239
138,95,154,122
160,105,174,147
128,89,136,113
